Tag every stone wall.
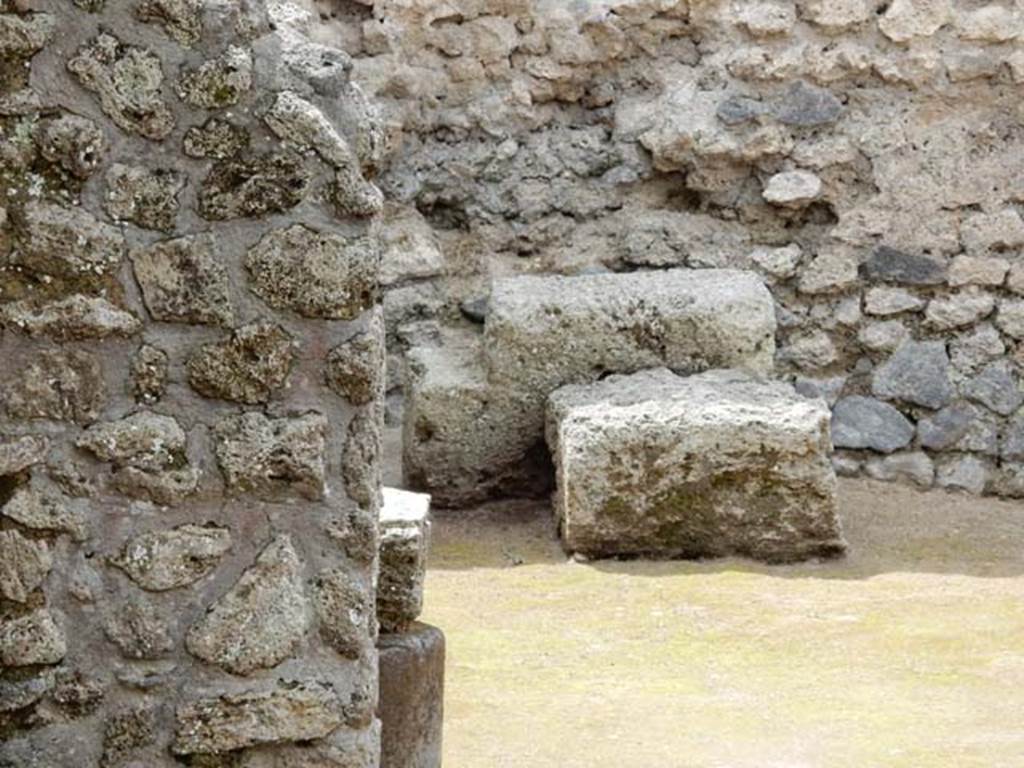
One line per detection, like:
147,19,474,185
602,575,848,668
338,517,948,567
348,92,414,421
331,0,1024,498
1,0,386,764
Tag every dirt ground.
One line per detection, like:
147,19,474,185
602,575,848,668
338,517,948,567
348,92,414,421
416,479,1024,768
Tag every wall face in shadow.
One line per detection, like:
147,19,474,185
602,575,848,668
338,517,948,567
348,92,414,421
329,0,1024,499
0,0,386,764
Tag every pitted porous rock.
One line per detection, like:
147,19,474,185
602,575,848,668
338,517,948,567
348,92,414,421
16,200,124,279
213,411,327,500
33,114,104,179
1,295,141,339
312,568,374,660
66,33,175,140
0,435,49,476
326,308,385,406
186,535,310,675
546,368,844,562
246,224,380,319
187,322,295,404
112,524,232,591
1,486,89,542
198,152,310,220
378,487,431,633
103,163,185,232
136,0,203,45
132,233,235,326
76,411,187,471
176,45,253,108
0,609,66,667
171,680,346,755
0,530,52,603
2,348,105,424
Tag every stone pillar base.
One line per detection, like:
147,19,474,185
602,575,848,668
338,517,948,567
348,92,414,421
378,623,445,768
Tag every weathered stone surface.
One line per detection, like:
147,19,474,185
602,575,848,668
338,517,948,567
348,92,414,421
831,396,914,453
103,594,174,660
800,0,872,31
0,530,51,603
864,452,934,488
102,705,157,766
872,340,954,409
187,323,295,404
176,45,252,108
183,117,249,159
111,465,200,505
16,201,124,278
378,488,430,634
327,310,385,406
132,234,235,325
199,152,310,220
763,170,823,208
77,411,187,471
995,299,1024,339
858,320,909,352
0,11,53,57
246,224,380,319
878,0,951,42
67,33,175,140
1,295,141,339
1,486,88,541
136,0,202,46
0,609,66,667
963,360,1023,416
112,524,232,591
864,286,925,316
798,248,859,294
313,568,374,660
547,368,844,561
918,403,998,455
779,329,837,371
936,455,989,495
735,2,795,37
961,209,1024,254
379,205,446,287
172,681,346,755
213,412,327,500
1001,412,1024,460
948,256,1009,288
343,407,383,510
750,244,801,280
770,80,843,127
378,624,445,768
0,435,48,476
187,536,310,675
104,163,185,232
924,291,995,330
131,344,169,404
861,246,946,286
2,349,105,424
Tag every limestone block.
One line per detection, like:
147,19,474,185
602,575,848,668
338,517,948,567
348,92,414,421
378,488,431,633
378,623,445,768
546,368,844,562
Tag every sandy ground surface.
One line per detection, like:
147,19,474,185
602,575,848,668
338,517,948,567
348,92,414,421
413,478,1024,768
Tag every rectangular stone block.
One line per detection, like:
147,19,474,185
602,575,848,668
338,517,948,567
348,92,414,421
378,488,431,633
546,368,845,563
404,269,777,506
485,269,776,395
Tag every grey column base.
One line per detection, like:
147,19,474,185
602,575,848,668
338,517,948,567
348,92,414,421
378,622,445,768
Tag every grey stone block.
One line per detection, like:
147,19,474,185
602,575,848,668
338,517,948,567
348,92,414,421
379,488,431,634
546,368,844,562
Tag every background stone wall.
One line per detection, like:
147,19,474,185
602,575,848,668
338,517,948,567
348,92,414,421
1,0,386,764
327,0,1024,498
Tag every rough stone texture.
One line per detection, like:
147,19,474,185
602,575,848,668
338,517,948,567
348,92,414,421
187,322,295,404
111,524,232,591
186,536,311,675
872,340,954,410
378,487,430,634
327,309,386,406
0,0,385,763
378,623,445,768
171,680,347,755
132,234,235,325
246,224,380,320
546,368,844,562
213,412,327,500
830,396,914,454
405,269,776,506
